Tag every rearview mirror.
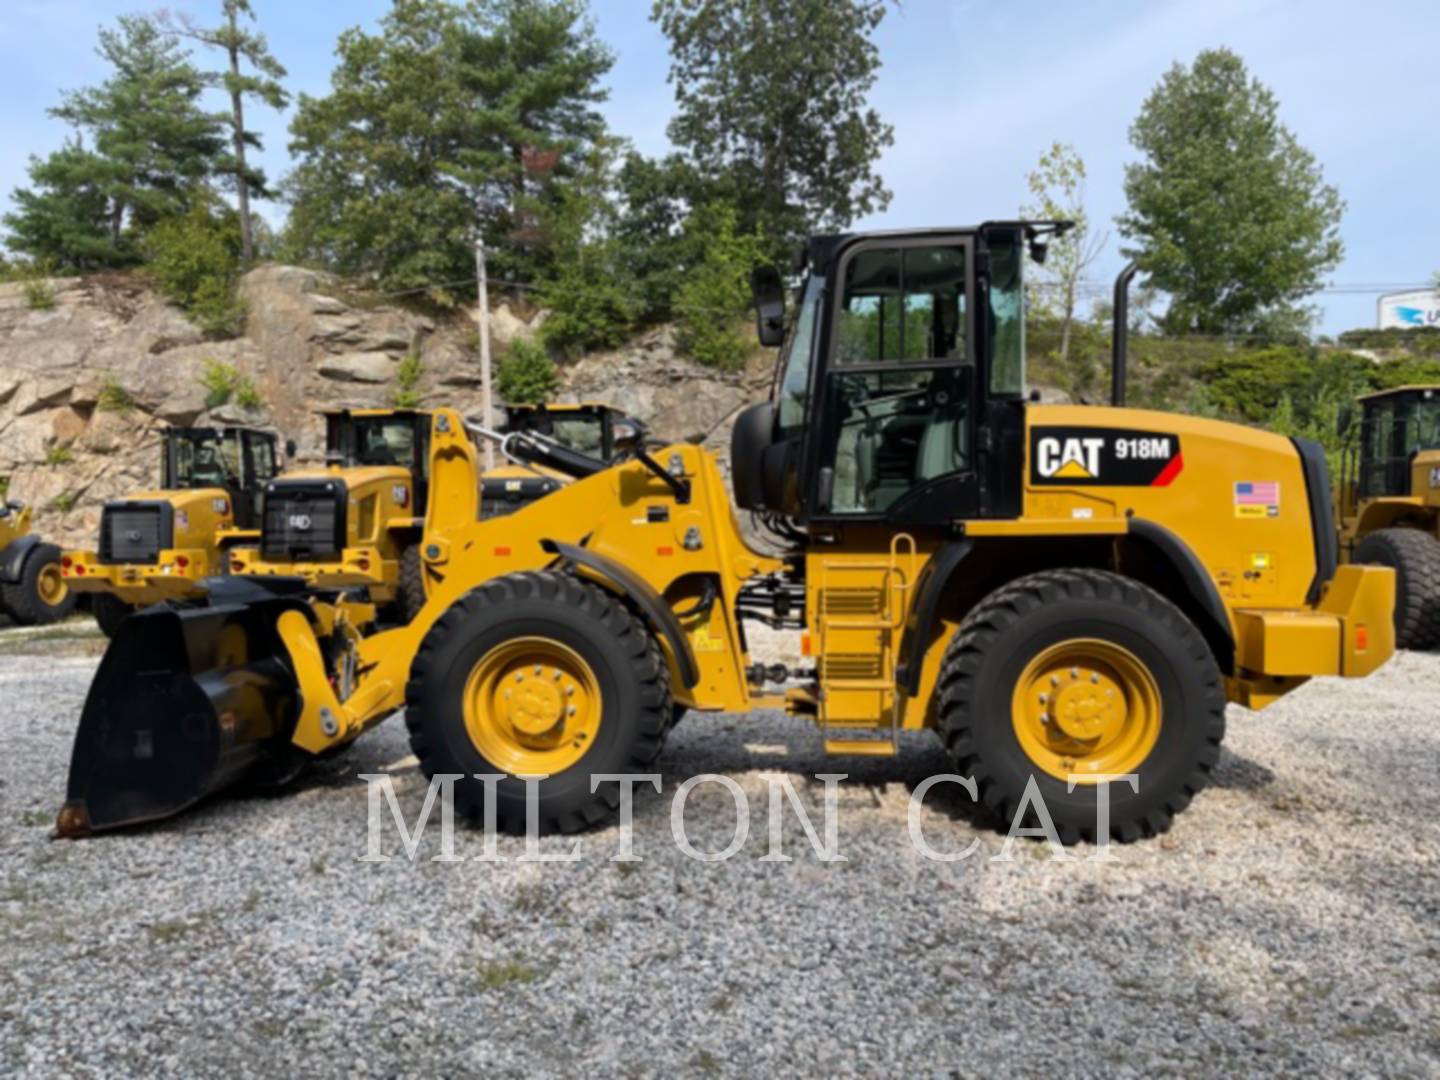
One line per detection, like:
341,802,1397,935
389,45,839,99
751,266,786,348
613,418,642,449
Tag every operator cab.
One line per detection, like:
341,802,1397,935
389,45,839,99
501,403,637,462
1349,386,1440,499
163,426,281,528
325,409,432,515
734,222,1064,526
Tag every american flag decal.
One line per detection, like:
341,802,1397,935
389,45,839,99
1234,481,1280,517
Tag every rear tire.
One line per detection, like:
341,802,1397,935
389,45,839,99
1,544,77,626
1353,527,1440,650
395,543,427,624
936,569,1226,844
404,571,670,834
91,593,135,639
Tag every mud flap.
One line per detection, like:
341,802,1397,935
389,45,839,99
57,593,308,836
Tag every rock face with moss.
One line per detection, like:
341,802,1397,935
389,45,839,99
0,266,769,546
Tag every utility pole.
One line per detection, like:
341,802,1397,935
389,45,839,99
475,239,495,470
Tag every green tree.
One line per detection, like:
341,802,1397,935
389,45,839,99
144,198,247,337
1022,143,1106,370
612,151,705,322
6,17,224,267
454,0,614,285
283,0,612,301
537,143,636,356
1118,48,1343,336
3,142,118,269
497,337,561,403
653,0,893,261
160,1,290,262
674,203,765,371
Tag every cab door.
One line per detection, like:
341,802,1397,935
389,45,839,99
239,432,278,528
808,238,978,523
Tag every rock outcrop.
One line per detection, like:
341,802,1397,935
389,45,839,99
0,267,768,546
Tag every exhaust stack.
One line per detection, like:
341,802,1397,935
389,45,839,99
1112,261,1139,407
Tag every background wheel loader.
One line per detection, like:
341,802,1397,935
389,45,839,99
0,498,75,626
230,403,640,623
1336,385,1440,648
57,221,1395,844
61,425,284,636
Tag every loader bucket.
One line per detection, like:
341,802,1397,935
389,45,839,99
57,591,307,836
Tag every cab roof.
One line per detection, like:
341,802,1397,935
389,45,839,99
319,408,428,419
1356,385,1440,403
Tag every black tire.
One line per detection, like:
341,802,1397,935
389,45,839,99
936,569,1226,844
404,571,671,834
91,593,135,639
1,544,77,626
1353,527,1440,650
395,543,427,624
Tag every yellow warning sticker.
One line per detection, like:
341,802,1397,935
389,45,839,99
689,624,726,653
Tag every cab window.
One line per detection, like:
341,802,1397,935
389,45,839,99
776,276,824,430
986,229,1025,396
816,243,973,516
352,418,416,468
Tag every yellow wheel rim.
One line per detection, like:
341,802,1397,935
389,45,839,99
462,636,602,775
37,562,68,607
1011,638,1161,783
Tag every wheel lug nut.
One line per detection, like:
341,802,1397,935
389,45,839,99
1070,667,1079,678
1090,673,1099,684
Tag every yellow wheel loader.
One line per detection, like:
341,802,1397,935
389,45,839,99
1336,385,1440,648
229,403,639,623
61,425,283,636
0,499,75,626
57,222,1395,843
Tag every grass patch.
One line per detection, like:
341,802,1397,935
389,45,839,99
234,376,263,411
48,491,77,513
96,378,132,414
44,445,74,466
199,359,240,409
22,279,54,311
472,958,544,992
17,810,51,828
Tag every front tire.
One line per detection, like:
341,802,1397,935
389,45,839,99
404,571,670,834
1,544,77,626
1353,527,1440,650
936,569,1225,844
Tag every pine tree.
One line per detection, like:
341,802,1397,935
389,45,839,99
160,1,290,261
653,0,894,262
5,15,224,267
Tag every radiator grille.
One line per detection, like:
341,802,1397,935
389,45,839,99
99,502,170,564
261,480,347,560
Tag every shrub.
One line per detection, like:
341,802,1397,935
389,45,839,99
394,353,423,408
44,445,74,466
674,204,765,372
96,378,132,414
49,491,77,512
144,203,246,338
22,279,55,311
199,359,239,409
496,339,560,405
537,259,637,358
234,377,263,411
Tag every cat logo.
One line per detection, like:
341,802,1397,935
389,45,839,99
1036,436,1105,480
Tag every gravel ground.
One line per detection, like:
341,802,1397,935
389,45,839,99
1,620,1438,1077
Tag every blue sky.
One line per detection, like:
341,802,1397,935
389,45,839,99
0,0,1435,334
